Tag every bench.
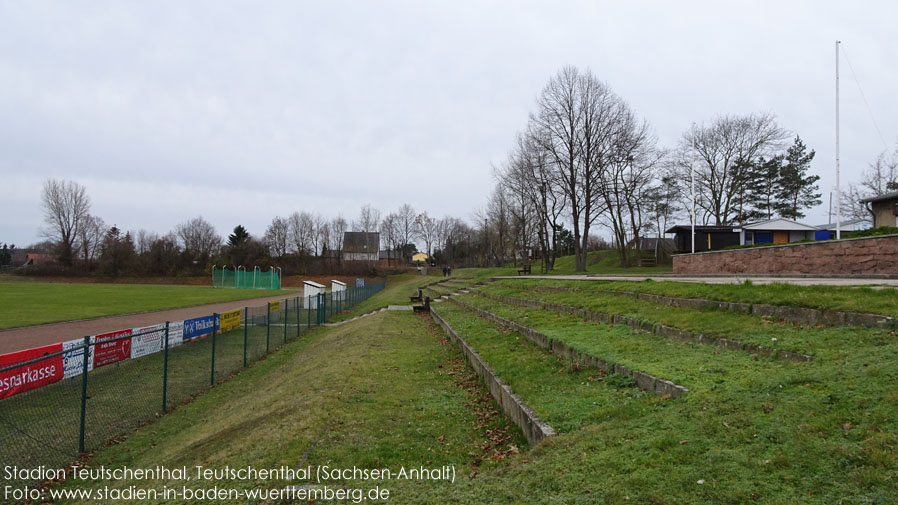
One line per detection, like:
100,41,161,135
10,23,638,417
517,264,531,275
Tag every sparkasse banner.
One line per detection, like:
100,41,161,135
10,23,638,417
0,343,64,399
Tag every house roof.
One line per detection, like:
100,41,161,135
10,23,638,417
860,190,898,204
813,218,872,231
741,218,817,231
342,232,379,253
665,225,736,233
378,249,402,260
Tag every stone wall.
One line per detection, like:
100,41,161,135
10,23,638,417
673,234,898,276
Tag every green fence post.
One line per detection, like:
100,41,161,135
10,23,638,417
307,296,311,332
211,313,218,385
283,298,288,344
243,307,248,367
162,322,170,413
266,302,271,354
296,297,300,338
78,335,90,454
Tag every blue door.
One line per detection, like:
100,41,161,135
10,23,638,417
755,232,773,244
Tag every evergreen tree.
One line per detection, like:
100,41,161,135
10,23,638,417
775,136,820,220
745,155,783,221
227,225,249,248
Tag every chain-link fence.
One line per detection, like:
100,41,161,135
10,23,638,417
0,282,383,491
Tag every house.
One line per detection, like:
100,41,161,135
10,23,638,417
341,232,379,261
814,218,873,240
411,252,429,263
860,191,898,228
378,249,404,268
25,253,57,265
739,219,819,245
665,225,740,253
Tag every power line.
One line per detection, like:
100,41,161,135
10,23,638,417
840,43,890,150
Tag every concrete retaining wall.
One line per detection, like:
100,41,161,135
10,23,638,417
673,234,898,276
429,310,556,445
477,292,813,363
448,298,689,398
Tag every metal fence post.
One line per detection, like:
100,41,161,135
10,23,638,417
162,322,170,413
78,335,90,454
307,296,311,332
266,302,271,353
296,297,300,337
243,307,248,367
211,313,218,385
283,298,288,344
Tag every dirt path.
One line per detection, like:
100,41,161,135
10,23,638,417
0,293,298,354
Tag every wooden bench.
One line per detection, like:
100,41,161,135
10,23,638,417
517,264,531,275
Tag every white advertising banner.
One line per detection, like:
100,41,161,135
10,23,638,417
130,323,166,359
62,337,94,379
167,321,184,348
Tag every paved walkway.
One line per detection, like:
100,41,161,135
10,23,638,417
0,293,296,354
494,275,898,287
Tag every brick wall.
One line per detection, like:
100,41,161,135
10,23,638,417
673,234,898,276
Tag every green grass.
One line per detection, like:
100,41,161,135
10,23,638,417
551,250,673,274
0,282,298,329
14,277,898,503
478,282,878,357
327,273,426,322
431,297,898,503
490,278,898,317
43,312,523,504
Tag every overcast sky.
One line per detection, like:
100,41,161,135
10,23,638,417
2,1,896,247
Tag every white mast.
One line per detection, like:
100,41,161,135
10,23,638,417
691,124,696,253
836,40,841,240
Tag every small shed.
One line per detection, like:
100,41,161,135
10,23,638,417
331,280,346,301
666,225,739,253
740,219,818,245
860,191,898,228
303,281,326,309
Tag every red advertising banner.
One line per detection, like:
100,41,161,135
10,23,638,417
93,329,133,368
0,343,64,399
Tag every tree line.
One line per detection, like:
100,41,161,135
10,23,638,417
485,65,824,272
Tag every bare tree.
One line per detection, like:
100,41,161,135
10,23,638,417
265,216,292,258
329,215,348,253
380,213,400,252
842,141,898,220
176,216,222,264
288,211,315,255
395,203,417,252
415,211,439,257
674,113,788,225
77,215,107,265
133,229,159,255
40,179,91,266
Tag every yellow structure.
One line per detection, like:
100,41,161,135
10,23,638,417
412,252,429,262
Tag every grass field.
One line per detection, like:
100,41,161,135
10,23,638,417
0,281,297,329
8,272,898,503
44,312,523,504
495,278,898,317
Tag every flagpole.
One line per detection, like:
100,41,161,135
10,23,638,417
835,40,841,240
691,123,696,253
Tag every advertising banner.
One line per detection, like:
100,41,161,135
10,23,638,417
62,338,94,379
269,301,280,313
93,329,133,368
0,343,64,399
130,323,166,359
168,321,184,348
183,315,215,342
218,309,241,333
